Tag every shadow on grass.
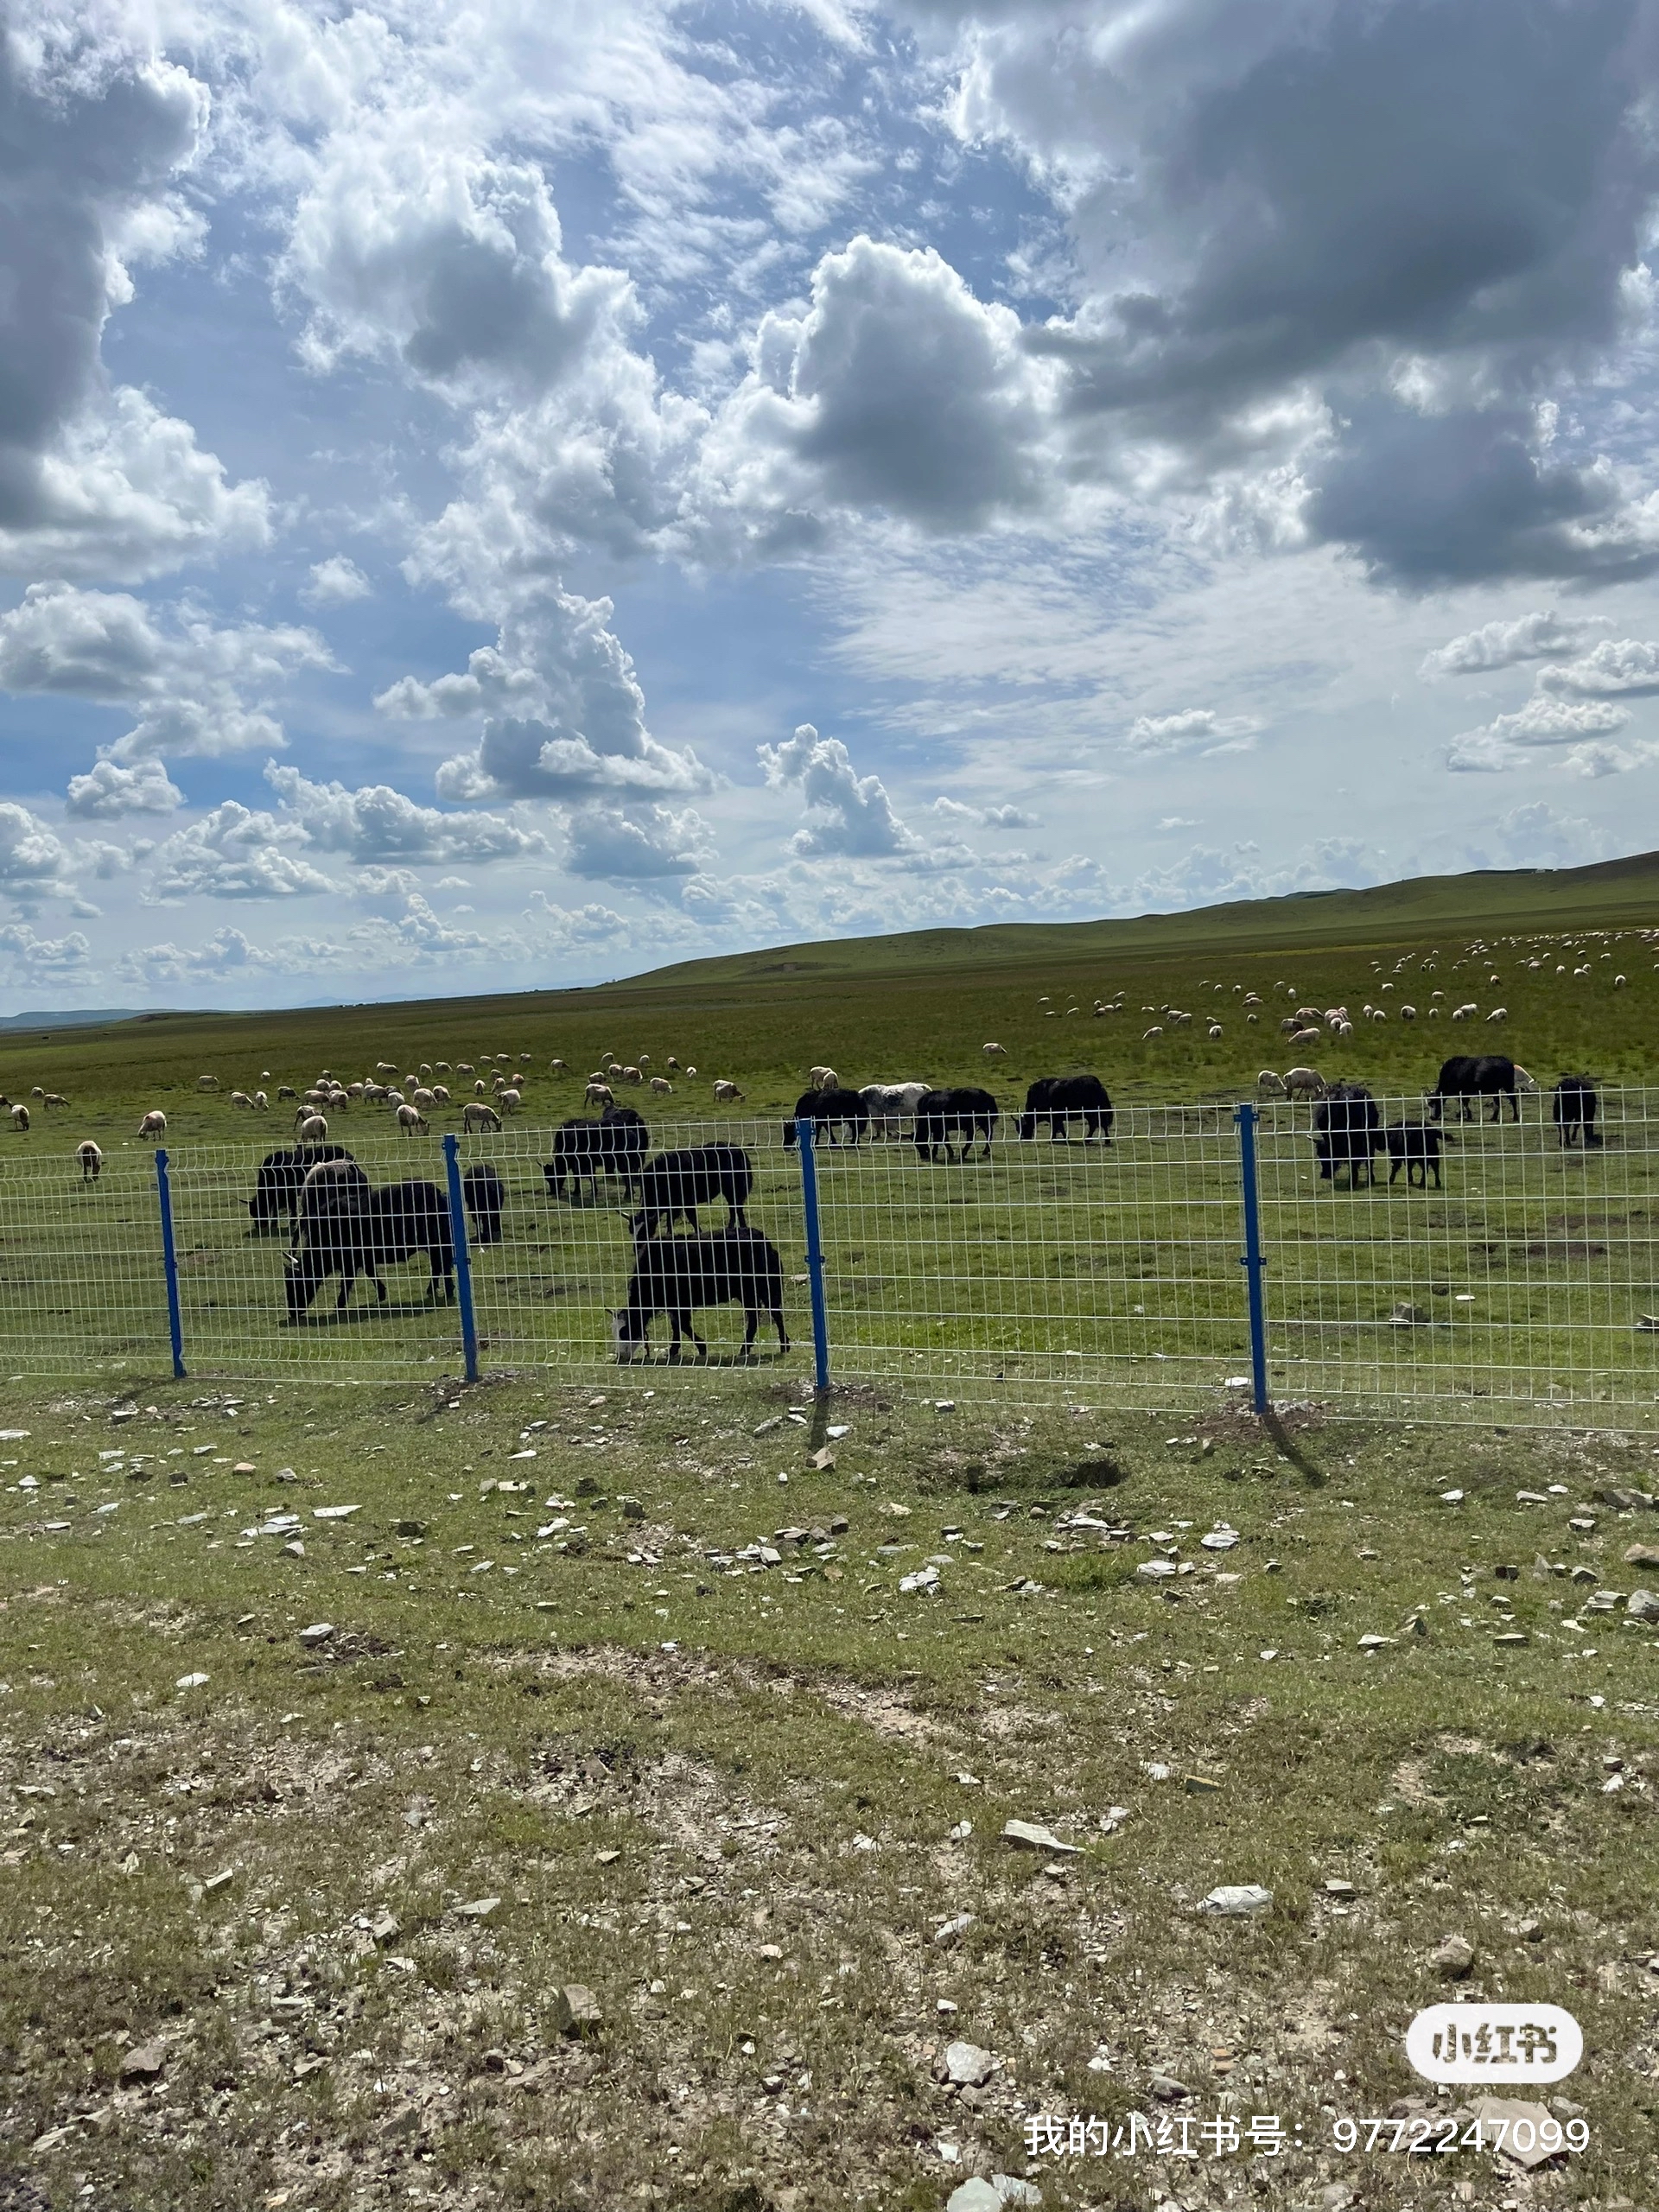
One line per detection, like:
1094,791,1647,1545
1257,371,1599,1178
1262,1408,1328,1485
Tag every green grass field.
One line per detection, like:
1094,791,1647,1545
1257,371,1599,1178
1,854,1658,1421
2,861,1658,2211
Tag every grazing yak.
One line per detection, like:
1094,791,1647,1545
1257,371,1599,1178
1385,1122,1447,1188
1015,1074,1113,1142
1553,1075,1603,1148
613,1225,788,1362
913,1086,998,1163
248,1143,354,1230
783,1087,868,1147
543,1106,650,1200
461,1163,506,1245
1313,1083,1382,1187
1427,1054,1536,1123
858,1081,931,1137
628,1143,753,1243
283,1159,454,1319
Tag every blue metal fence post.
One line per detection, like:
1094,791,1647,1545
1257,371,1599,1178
1234,1103,1270,1416
154,1147,187,1380
442,1133,481,1385
794,1118,831,1393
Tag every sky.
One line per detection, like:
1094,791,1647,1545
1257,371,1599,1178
3,0,1659,1013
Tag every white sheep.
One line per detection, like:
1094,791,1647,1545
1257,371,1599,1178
499,1087,521,1114
395,1103,426,1135
253,1090,269,1110
1284,1067,1325,1100
196,1074,219,1091
431,1084,451,1104
650,1076,673,1095
76,1139,102,1183
982,1042,1008,1059
411,1086,436,1110
1256,1071,1287,1096
296,1113,328,1141
585,1081,614,1109
10,1103,29,1132
1142,1026,1164,1040
231,1090,252,1109
1399,1005,1416,1020
1207,1022,1224,1039
461,1101,501,1133
810,1065,838,1090
1615,974,1628,988
1485,1007,1508,1022
550,1058,567,1073
713,1079,744,1103
138,1110,166,1138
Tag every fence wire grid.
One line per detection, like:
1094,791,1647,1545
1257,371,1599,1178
1,1090,1658,1423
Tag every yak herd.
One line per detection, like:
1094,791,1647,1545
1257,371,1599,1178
248,1052,1606,1356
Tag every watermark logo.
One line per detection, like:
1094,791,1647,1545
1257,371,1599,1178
1406,2003,1581,2085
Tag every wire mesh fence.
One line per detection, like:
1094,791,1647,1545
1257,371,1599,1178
3,1088,1659,1421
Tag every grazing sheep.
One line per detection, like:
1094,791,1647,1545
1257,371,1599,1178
1256,1070,1287,1096
982,1041,1008,1058
1313,1083,1382,1188
1553,1074,1603,1148
419,1063,432,1077
430,1084,451,1104
196,1074,219,1090
277,1084,297,1101
666,1056,680,1070
550,1058,566,1073
650,1076,673,1095
1279,1015,1301,1035
1289,1026,1322,1046
296,1113,329,1141
436,1061,452,1074
231,1090,252,1109
138,1110,166,1138
1207,1022,1224,1039
585,1081,615,1109
9,1103,29,1132
1485,1007,1508,1022
629,1142,754,1242
457,1063,474,1075
1283,1067,1325,1101
713,1079,745,1103
1451,1002,1478,1020
499,1087,521,1114
1615,974,1628,988
29,1085,43,1099
613,1225,788,1363
1016,1075,1113,1142
461,1163,506,1245
1386,1121,1447,1188
606,1062,624,1079
461,1102,501,1135
396,1103,427,1135
913,1087,998,1163
784,1086,868,1148
42,1092,67,1109
620,1065,643,1084
76,1139,102,1183
410,1086,436,1111
376,1061,398,1075
1141,1026,1164,1040
684,1066,698,1077
809,1065,839,1091
253,1090,269,1109
1400,1005,1416,1020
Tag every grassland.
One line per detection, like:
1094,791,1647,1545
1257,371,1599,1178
2,856,1659,1420
2,863,1658,2212
3,1372,1657,2212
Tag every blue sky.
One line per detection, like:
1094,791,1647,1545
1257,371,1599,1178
2,0,1658,1010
